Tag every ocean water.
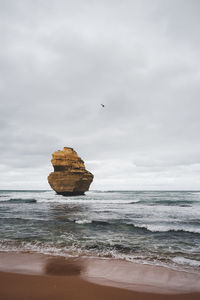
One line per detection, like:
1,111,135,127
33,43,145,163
0,190,200,273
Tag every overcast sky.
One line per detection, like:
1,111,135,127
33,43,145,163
0,0,200,190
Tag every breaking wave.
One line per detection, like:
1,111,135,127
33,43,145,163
0,198,37,204
73,219,200,234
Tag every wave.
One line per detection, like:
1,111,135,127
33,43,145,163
75,219,92,224
128,224,200,235
0,239,199,274
172,256,200,267
0,198,37,204
133,223,200,234
137,200,196,207
37,198,140,204
72,219,200,234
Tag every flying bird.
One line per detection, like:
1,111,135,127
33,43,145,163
101,104,105,108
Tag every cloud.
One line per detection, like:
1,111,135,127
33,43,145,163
0,0,200,189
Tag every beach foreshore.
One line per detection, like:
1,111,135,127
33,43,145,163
0,252,199,300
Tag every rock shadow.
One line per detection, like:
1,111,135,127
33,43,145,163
44,257,83,276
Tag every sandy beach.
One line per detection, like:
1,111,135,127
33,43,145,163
0,252,199,300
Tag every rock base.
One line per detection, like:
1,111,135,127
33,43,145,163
56,191,85,196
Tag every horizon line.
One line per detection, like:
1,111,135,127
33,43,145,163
0,189,200,192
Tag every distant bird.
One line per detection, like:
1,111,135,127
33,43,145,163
101,104,105,108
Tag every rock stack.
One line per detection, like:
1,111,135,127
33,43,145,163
48,147,93,196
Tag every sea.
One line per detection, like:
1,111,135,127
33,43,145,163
0,190,200,274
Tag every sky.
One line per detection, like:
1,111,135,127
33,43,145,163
0,0,200,190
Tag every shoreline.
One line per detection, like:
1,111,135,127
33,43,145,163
0,251,199,299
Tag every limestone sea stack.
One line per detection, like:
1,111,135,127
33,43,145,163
48,147,94,196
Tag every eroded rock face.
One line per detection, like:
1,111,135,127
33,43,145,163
48,147,93,196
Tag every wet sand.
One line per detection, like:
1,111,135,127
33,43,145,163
0,252,200,300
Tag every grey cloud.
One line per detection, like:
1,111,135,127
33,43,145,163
0,0,200,189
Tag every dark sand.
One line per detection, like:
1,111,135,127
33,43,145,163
0,252,199,300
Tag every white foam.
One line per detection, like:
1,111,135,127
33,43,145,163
75,219,92,224
37,198,140,204
172,257,200,267
134,223,200,234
